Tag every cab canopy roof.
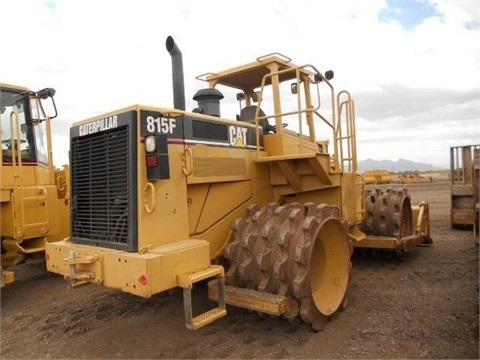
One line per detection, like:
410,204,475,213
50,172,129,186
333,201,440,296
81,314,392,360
198,53,313,91
0,83,29,92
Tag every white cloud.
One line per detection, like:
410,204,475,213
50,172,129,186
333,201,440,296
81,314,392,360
1,0,478,168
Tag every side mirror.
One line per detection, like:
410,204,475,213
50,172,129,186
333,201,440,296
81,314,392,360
37,87,56,99
30,87,58,121
291,83,298,94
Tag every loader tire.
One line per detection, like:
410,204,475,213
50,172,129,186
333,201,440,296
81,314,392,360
225,202,351,332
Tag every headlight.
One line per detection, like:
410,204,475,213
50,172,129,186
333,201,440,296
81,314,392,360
145,136,156,153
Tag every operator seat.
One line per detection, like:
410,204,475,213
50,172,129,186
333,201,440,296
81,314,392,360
238,105,275,134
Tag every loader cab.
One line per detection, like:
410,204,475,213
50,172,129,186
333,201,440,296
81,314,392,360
1,84,68,287
1,84,57,170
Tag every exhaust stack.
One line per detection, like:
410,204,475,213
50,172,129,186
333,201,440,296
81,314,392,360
165,36,186,111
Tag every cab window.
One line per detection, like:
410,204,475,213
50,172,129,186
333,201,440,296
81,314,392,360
1,89,36,163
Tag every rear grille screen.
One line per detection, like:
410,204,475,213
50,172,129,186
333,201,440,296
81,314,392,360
71,119,137,251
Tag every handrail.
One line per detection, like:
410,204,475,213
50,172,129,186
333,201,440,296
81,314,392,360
30,94,56,185
256,53,292,63
336,90,357,173
254,108,335,130
9,111,22,184
195,72,217,82
254,63,337,159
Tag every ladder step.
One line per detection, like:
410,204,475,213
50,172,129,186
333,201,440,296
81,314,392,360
180,266,226,330
22,246,46,254
188,307,227,330
178,265,223,288
208,280,290,316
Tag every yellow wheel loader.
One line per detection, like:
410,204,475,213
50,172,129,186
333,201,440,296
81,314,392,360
1,83,70,286
45,36,431,331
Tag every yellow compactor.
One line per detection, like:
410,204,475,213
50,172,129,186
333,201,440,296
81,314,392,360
45,36,431,331
1,83,70,286
363,170,391,184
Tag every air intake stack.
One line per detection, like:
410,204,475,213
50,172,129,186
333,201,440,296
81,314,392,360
192,88,224,117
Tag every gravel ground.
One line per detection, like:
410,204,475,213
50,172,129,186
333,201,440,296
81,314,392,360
1,180,478,359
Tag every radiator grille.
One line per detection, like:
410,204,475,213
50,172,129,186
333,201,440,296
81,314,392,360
71,126,133,249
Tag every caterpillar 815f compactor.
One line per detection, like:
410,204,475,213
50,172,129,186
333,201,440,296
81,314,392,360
1,83,70,286
45,36,431,331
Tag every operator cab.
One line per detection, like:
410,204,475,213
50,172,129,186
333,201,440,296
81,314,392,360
1,84,57,165
195,53,337,158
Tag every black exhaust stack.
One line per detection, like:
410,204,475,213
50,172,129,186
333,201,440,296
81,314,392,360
165,36,186,111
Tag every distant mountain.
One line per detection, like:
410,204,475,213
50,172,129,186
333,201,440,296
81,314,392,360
358,158,443,172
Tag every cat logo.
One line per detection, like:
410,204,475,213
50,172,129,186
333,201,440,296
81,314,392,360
79,116,118,136
229,125,247,147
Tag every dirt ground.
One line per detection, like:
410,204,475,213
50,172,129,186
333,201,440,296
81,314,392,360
1,180,478,359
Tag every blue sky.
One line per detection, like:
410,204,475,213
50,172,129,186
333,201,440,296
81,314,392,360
0,0,478,168
379,0,439,29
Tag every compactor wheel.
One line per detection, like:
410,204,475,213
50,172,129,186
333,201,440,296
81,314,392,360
360,187,414,260
361,188,412,237
391,188,414,260
361,188,382,234
225,203,273,288
390,188,413,239
225,202,351,332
